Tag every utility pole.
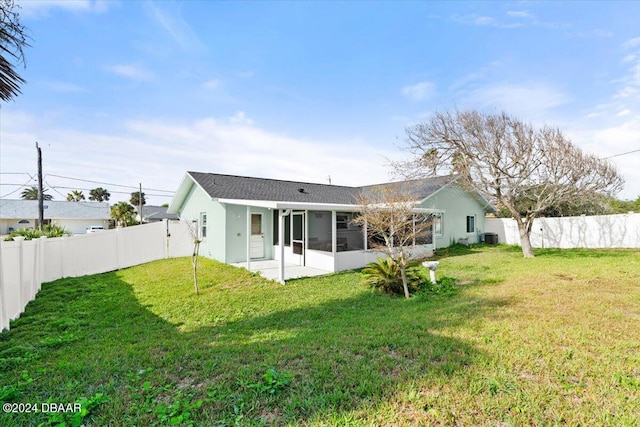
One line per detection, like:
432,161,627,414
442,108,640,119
36,142,44,231
139,182,143,224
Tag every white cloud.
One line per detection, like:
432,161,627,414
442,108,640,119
622,37,640,50
145,1,207,54
228,111,254,125
202,79,220,90
401,81,436,101
459,83,572,119
19,0,109,18
506,11,532,19
105,64,154,81
41,81,86,93
1,111,398,205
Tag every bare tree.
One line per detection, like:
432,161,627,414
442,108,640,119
185,220,202,295
352,186,433,298
396,110,624,257
1,0,29,102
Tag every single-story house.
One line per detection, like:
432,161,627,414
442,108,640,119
0,200,111,235
137,205,179,223
168,172,494,281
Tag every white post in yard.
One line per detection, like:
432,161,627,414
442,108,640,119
246,206,251,271
278,209,286,283
423,261,439,284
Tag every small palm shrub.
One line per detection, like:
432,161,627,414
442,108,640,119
361,257,424,296
6,224,70,241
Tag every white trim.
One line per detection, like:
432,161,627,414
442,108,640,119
216,198,442,214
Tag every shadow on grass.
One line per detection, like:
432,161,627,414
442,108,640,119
0,269,512,426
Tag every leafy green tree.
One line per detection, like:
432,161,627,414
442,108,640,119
89,187,110,202
110,202,135,227
130,191,146,207
608,195,640,214
0,0,30,102
66,190,85,202
21,186,53,201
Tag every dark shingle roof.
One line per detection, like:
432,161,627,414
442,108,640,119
188,172,457,205
140,205,179,220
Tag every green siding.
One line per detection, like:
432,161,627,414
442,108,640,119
177,184,226,261
225,205,274,263
419,183,487,249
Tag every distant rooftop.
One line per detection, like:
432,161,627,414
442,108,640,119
0,200,110,220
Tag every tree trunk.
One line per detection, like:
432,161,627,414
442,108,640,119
192,241,200,295
400,264,410,299
517,222,535,258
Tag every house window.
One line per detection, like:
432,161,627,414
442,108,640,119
199,212,207,240
336,214,349,230
466,215,475,234
433,213,443,236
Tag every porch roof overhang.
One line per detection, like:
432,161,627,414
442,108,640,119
216,198,443,213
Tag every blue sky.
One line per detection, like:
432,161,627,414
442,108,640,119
1,0,639,205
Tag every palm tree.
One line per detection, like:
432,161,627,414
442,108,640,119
89,187,110,202
110,201,135,227
21,186,53,201
130,191,146,207
0,0,30,102
66,190,85,202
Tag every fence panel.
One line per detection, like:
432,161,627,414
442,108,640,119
0,220,193,331
486,213,640,249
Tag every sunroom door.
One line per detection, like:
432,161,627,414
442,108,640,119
292,211,305,264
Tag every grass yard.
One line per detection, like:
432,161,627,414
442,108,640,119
1,245,639,426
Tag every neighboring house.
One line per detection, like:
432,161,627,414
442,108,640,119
168,172,494,281
0,200,111,235
137,205,179,223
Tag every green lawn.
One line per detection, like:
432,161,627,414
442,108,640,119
1,245,639,426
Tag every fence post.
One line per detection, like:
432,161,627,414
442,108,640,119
0,241,9,331
37,236,47,293
13,236,26,309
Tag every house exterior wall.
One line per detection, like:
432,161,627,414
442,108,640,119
224,205,274,263
419,183,488,248
177,184,226,261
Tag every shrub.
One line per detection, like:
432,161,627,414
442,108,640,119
5,224,70,241
361,257,424,296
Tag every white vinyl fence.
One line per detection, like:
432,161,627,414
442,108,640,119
486,213,640,249
0,220,193,331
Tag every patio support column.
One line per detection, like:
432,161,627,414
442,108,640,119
331,211,337,256
278,209,287,284
364,218,368,251
246,206,251,271
432,214,436,253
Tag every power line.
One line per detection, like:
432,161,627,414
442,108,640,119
44,173,175,193
604,149,640,159
44,183,173,198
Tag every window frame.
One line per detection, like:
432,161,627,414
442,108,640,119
466,215,475,234
199,212,207,240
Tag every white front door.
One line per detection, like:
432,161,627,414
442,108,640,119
250,213,264,258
